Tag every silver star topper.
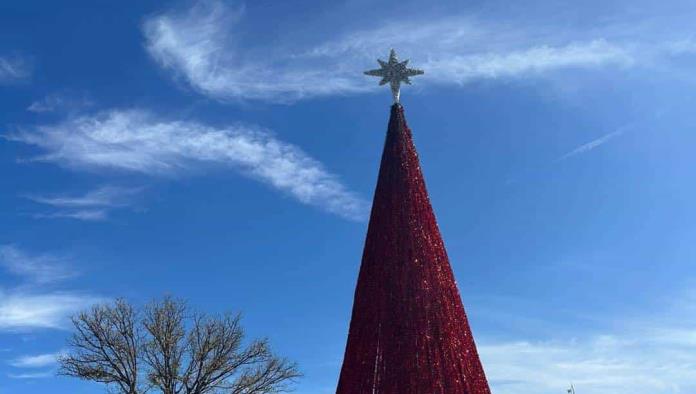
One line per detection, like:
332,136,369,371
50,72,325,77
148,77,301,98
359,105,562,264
364,49,424,104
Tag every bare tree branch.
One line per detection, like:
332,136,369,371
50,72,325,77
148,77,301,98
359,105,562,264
59,299,140,394
142,296,186,394
229,356,301,394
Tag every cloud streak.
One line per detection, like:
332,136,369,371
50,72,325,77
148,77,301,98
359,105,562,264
8,371,54,379
10,110,368,220
143,1,635,102
0,246,102,332
476,284,696,394
26,186,141,208
0,55,30,83
10,352,61,368
31,209,108,221
27,92,94,113
0,245,76,284
557,118,648,160
558,128,627,160
423,40,631,84
25,186,142,221
143,1,372,102
480,330,696,394
0,290,100,331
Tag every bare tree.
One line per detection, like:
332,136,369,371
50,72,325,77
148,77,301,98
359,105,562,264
60,297,300,394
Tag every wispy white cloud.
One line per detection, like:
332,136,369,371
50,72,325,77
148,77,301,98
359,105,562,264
142,1,637,102
9,352,61,368
27,96,63,113
0,246,101,332
558,128,627,160
0,55,30,83
8,371,54,379
26,186,141,208
0,290,100,331
10,110,368,220
423,40,632,84
25,186,142,221
476,285,696,394
557,117,650,160
27,92,94,113
143,1,372,102
481,331,696,394
31,209,109,222
0,245,75,284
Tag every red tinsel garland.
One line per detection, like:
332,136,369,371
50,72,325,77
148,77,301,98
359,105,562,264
336,104,491,394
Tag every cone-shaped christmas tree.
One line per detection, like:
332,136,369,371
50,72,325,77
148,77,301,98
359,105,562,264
336,50,490,394
336,104,490,394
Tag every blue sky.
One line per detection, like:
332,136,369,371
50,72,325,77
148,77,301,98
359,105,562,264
2,0,696,393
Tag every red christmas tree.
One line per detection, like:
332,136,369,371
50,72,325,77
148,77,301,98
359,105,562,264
336,104,491,394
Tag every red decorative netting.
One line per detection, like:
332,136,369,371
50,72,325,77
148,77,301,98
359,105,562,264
336,104,491,394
